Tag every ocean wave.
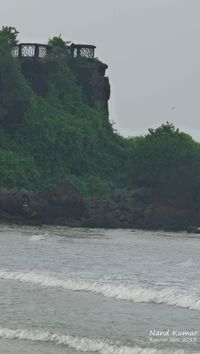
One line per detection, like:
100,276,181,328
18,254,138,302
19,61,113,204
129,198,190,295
29,234,46,241
0,327,187,354
0,269,200,311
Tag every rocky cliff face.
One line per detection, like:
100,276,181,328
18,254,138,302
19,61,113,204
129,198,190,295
21,59,57,97
20,58,110,115
70,60,110,114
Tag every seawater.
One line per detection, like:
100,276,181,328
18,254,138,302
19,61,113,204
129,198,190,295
0,225,199,354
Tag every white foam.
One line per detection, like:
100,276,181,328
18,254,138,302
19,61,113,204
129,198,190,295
29,233,49,241
0,269,200,311
29,234,45,241
0,327,186,354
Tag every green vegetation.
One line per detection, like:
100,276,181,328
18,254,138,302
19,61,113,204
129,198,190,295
1,27,200,204
127,123,200,207
0,26,18,46
0,28,127,197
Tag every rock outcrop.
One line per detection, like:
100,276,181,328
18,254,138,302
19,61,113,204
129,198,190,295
144,204,196,230
82,188,153,228
39,181,85,225
21,58,110,116
0,182,85,226
0,183,200,231
70,60,110,114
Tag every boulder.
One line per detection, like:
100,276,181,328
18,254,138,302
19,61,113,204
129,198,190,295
187,226,200,234
144,204,195,230
44,181,85,219
0,192,23,215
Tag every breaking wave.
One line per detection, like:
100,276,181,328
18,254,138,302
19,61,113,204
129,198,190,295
0,269,200,311
0,327,187,354
29,234,46,241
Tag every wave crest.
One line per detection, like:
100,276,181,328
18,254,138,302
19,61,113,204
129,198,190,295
0,269,200,311
0,327,186,354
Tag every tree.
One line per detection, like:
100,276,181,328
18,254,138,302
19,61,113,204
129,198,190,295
48,35,69,58
0,26,19,47
48,35,67,48
128,122,200,206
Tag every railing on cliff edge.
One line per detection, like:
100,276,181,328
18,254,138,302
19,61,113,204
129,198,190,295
12,43,96,59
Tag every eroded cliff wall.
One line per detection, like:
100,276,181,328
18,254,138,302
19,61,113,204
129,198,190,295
20,57,110,115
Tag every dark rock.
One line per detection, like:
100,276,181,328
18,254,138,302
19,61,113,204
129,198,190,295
107,200,118,211
0,193,23,215
119,214,126,222
39,205,78,224
25,219,43,227
46,182,84,209
70,61,110,114
112,209,121,218
187,226,200,234
18,188,35,201
43,181,84,220
83,211,118,229
143,204,195,230
1,184,197,230
112,188,123,202
125,213,135,224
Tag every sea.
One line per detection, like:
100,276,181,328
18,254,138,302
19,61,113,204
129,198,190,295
0,225,199,354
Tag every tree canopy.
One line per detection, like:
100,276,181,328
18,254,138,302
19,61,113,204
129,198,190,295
0,26,19,47
128,123,200,206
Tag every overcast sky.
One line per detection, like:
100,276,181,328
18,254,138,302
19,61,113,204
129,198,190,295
1,0,200,139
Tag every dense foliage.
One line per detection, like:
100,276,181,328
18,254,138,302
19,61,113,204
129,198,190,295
0,29,127,196
1,27,200,204
127,123,200,207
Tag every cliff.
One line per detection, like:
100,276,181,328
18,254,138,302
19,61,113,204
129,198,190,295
20,57,110,116
1,29,200,231
0,36,127,195
70,60,110,114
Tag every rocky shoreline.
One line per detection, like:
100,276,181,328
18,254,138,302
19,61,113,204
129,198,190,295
0,182,199,231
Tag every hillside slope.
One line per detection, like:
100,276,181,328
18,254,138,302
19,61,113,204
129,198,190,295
0,31,128,197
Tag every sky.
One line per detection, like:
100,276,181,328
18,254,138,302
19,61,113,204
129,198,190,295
1,0,200,139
